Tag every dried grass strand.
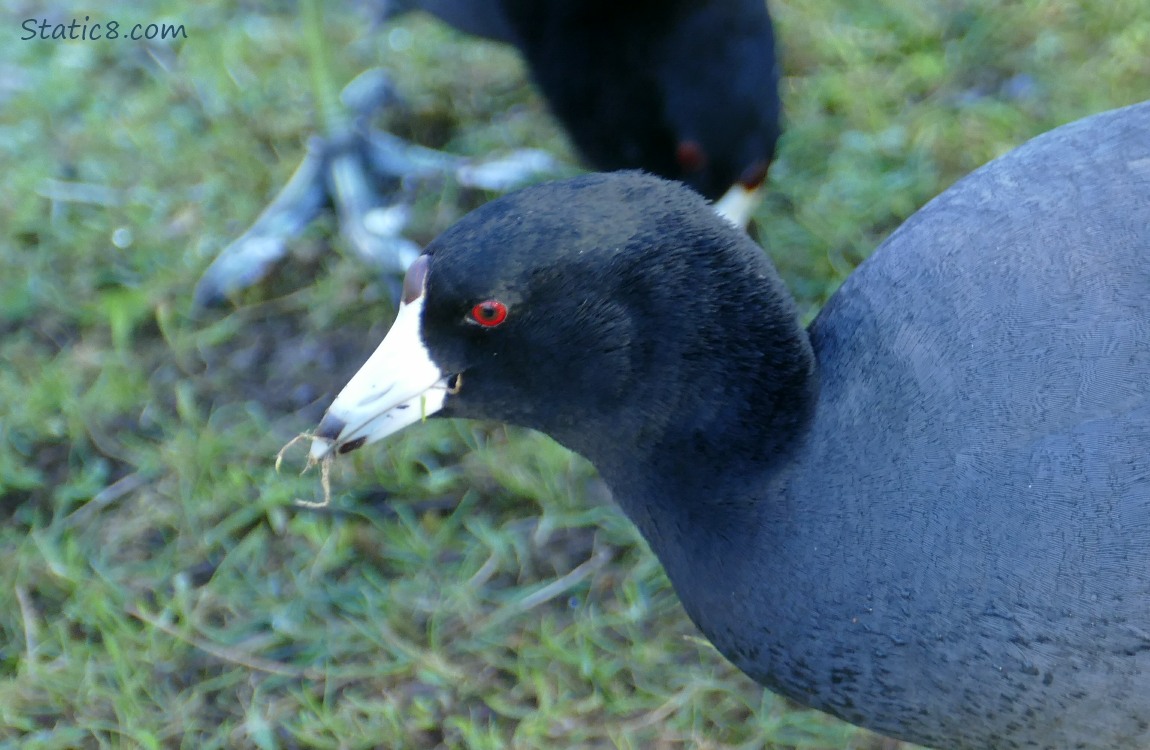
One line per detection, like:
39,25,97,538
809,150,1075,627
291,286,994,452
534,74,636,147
275,432,335,508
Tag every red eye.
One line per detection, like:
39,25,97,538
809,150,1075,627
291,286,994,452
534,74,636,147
469,300,508,327
676,140,708,173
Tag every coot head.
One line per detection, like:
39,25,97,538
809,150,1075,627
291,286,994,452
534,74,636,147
491,0,780,219
314,171,814,511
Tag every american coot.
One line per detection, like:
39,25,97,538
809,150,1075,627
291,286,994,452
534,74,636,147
308,100,1150,749
194,0,778,305
418,0,781,211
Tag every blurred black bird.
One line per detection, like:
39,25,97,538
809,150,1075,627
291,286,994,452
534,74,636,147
414,0,782,203
195,0,780,306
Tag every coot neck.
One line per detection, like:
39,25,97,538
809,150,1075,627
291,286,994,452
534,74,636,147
561,245,819,555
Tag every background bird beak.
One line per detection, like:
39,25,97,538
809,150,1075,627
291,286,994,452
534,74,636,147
713,182,763,229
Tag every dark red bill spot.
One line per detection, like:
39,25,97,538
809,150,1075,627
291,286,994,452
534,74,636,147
676,140,708,173
469,300,508,327
739,159,770,190
402,254,431,305
338,436,367,455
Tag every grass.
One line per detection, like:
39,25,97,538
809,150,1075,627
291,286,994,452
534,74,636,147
1,0,1147,748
